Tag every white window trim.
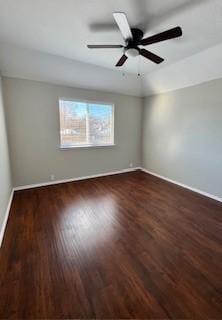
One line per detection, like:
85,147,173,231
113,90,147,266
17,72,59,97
59,98,115,149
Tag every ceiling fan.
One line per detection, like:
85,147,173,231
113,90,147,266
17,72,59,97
87,12,182,67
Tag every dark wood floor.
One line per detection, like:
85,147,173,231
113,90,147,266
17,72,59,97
0,171,222,319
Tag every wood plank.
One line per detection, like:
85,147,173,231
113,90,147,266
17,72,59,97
0,171,222,318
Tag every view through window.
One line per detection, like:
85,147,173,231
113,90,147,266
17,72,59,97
59,99,114,148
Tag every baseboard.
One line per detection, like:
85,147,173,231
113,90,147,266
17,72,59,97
14,167,141,191
0,190,14,248
140,167,222,203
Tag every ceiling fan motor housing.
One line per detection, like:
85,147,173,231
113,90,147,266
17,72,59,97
127,28,144,46
125,28,144,57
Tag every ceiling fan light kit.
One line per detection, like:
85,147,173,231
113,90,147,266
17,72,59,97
87,12,182,68
125,48,139,57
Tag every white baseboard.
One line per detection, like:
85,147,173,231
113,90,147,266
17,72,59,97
140,167,222,203
14,167,141,191
14,167,222,203
0,190,14,248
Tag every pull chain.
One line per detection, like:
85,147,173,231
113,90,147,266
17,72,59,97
137,55,141,77
122,64,126,77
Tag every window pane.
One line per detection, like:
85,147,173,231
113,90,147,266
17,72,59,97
59,100,114,148
88,104,113,145
59,100,87,147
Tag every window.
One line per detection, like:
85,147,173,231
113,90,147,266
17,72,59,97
59,99,114,148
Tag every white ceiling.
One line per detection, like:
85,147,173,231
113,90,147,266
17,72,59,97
0,0,222,96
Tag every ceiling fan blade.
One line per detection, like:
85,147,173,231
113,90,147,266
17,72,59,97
113,12,133,41
140,26,182,46
116,54,128,67
140,49,164,64
87,45,124,49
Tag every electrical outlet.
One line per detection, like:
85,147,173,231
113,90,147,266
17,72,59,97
129,162,133,168
50,174,55,181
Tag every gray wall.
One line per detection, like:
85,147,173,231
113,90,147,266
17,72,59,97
142,78,222,198
3,76,222,198
0,76,12,234
3,77,143,187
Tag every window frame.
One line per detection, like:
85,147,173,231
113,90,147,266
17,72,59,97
58,98,115,149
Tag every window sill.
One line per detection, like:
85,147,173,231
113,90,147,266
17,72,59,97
59,144,116,150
